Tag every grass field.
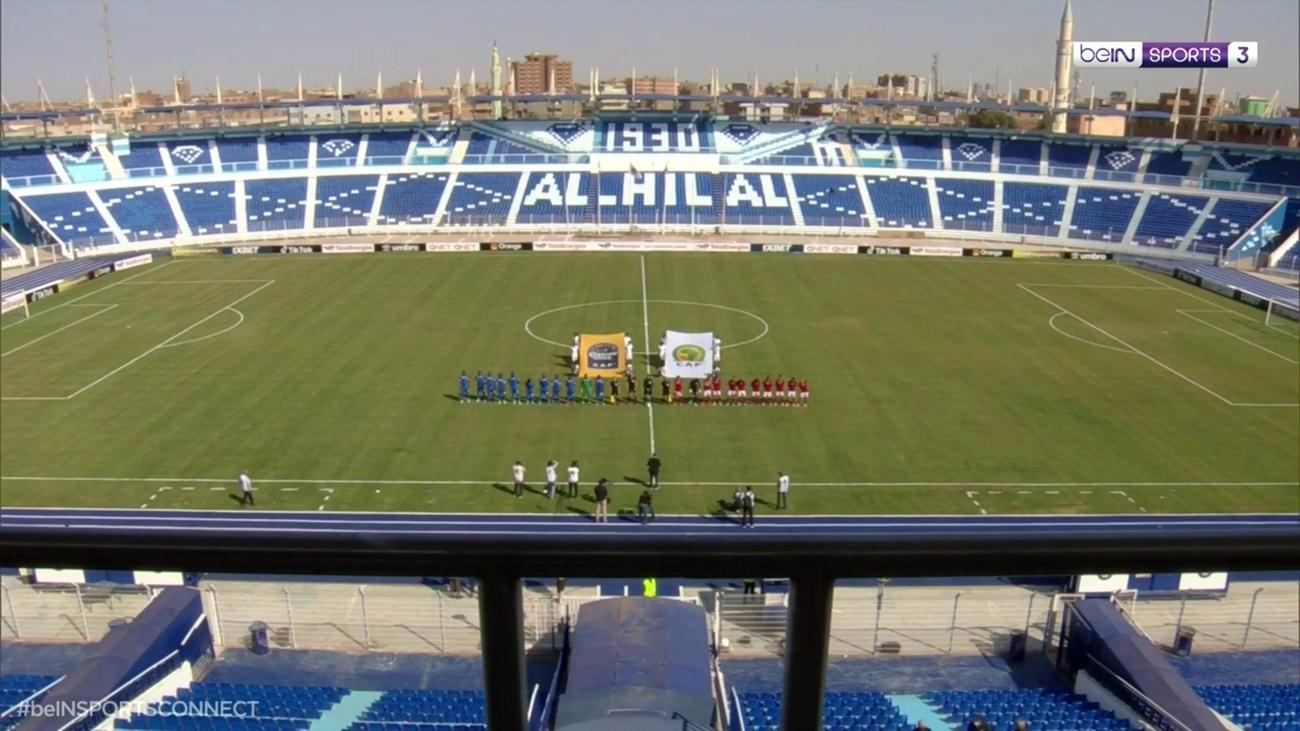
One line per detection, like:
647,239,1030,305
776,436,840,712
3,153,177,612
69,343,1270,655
1,252,1296,517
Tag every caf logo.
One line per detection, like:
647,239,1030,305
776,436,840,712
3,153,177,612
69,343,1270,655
587,343,620,369
673,344,706,364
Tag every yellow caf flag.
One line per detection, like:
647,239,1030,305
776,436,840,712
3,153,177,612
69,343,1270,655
578,333,627,378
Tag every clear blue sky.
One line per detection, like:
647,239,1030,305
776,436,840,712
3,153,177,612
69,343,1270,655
1,0,1296,106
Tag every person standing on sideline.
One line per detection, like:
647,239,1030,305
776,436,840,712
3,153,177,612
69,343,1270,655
610,377,620,404
545,460,559,500
458,371,470,403
581,375,593,403
512,461,526,498
539,374,549,405
776,471,790,510
626,371,637,404
594,376,606,405
644,374,654,403
566,374,576,405
567,461,580,498
740,486,756,528
637,489,655,525
509,372,520,403
497,374,507,404
660,376,671,404
238,471,255,506
475,371,486,402
594,478,610,523
647,452,662,489
525,376,535,404
550,374,562,404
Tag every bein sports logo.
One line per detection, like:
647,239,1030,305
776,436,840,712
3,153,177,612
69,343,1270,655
1074,41,1257,68
586,343,620,370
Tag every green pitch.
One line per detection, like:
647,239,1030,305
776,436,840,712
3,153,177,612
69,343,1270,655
1,252,1296,517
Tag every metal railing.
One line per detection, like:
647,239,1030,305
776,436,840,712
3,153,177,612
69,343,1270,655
1,518,1296,731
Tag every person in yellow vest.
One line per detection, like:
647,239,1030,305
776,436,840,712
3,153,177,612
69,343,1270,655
643,578,657,598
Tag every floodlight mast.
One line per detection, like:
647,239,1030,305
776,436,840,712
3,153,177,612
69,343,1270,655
101,0,122,132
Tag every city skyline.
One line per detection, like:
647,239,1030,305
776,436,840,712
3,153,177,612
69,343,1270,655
1,0,1297,107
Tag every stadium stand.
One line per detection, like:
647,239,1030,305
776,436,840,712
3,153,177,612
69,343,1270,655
949,137,994,172
1045,142,1091,178
376,171,451,226
265,135,311,168
1197,683,1300,731
444,173,518,224
1145,151,1194,182
1133,192,1209,248
464,132,539,163
117,683,348,731
750,142,818,166
215,138,260,172
739,691,913,731
998,139,1042,173
0,148,58,184
792,174,868,227
245,178,309,231
932,178,996,231
99,185,179,240
174,181,239,236
314,175,380,228
316,135,363,168
896,134,944,170
1093,146,1141,181
18,191,116,247
164,141,214,175
1245,157,1300,187
1069,186,1141,242
359,689,487,727
0,675,58,726
1001,182,1068,237
722,172,795,225
516,171,587,224
1188,198,1277,256
118,143,165,176
926,689,1131,731
1,230,24,261
864,176,932,228
364,132,413,165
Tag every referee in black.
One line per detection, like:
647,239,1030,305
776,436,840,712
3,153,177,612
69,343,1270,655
740,486,756,528
647,452,662,489
643,375,654,403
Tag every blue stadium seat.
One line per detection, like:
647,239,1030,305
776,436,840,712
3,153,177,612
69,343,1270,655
1069,186,1140,242
792,174,867,227
165,140,214,175
364,132,414,165
925,688,1128,731
444,173,518,225
1197,684,1300,731
896,134,943,170
119,143,165,177
933,178,995,232
377,171,451,226
1188,198,1275,256
1002,182,1068,237
463,133,541,164
751,142,818,166
175,181,239,236
99,185,180,241
216,138,260,172
1046,143,1091,178
864,176,932,228
0,149,58,184
314,175,380,229
18,191,117,248
1134,192,1209,248
999,139,1042,174
722,172,794,225
245,178,309,231
515,171,589,225
265,135,311,169
1145,151,1193,183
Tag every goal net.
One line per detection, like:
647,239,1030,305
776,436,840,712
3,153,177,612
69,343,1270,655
1264,298,1300,334
1,293,29,324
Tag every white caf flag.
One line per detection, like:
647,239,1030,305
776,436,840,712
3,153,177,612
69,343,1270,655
662,330,715,378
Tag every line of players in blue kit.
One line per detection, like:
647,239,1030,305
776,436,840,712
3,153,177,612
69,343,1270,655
458,370,637,405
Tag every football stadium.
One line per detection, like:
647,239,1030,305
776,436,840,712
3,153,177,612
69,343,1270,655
0,0,1298,729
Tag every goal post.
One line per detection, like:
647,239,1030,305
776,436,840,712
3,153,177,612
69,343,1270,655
1,292,29,323
1264,298,1300,333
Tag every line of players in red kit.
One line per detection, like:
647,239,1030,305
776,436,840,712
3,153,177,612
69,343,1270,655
661,374,809,406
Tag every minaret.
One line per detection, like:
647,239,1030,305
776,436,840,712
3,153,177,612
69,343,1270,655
490,41,503,120
1051,0,1073,133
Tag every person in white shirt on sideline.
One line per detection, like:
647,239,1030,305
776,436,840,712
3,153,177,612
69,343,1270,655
238,471,255,506
567,461,580,498
776,471,790,510
545,460,559,500
625,335,634,369
512,461,526,499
